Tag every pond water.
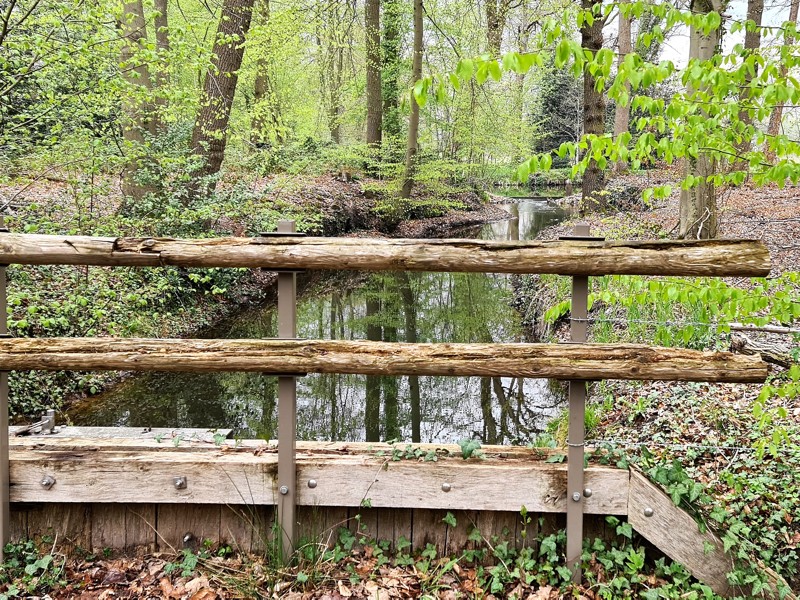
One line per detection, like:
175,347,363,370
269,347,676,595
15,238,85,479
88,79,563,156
69,199,569,444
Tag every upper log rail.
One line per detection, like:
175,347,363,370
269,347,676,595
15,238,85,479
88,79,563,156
0,338,768,382
0,234,771,276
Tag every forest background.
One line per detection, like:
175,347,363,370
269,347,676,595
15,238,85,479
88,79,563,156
3,0,800,595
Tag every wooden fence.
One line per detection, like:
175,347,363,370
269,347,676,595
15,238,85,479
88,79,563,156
0,221,777,597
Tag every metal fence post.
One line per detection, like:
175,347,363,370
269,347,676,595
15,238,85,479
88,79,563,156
276,220,298,562
564,222,591,583
0,216,9,561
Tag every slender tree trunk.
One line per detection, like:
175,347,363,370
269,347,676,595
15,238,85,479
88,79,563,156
189,0,255,197
396,273,420,442
365,0,382,167
382,322,399,441
765,0,799,160
381,0,402,157
152,0,169,133
480,377,497,443
679,0,723,239
119,0,156,202
580,0,606,212
400,0,422,199
365,294,382,442
613,4,632,175
736,0,763,159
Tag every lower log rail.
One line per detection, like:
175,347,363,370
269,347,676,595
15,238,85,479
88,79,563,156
9,434,795,597
0,338,768,382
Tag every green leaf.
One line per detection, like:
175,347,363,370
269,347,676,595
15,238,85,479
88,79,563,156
456,58,474,81
443,511,457,527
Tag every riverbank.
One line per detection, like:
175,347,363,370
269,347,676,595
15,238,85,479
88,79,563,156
1,173,509,419
518,172,800,591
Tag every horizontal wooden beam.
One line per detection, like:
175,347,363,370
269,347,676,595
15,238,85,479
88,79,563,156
9,439,628,514
0,234,770,276
0,338,767,382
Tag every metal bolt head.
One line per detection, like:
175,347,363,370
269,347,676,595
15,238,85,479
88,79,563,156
583,488,593,498
40,475,56,490
173,476,187,490
307,479,317,489
279,485,289,495
441,483,452,492
644,507,654,518
571,491,582,502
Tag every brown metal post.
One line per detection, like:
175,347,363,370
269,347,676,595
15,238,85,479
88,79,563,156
0,216,9,561
566,222,590,582
276,220,298,562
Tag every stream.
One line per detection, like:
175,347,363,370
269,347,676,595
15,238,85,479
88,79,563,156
69,198,569,444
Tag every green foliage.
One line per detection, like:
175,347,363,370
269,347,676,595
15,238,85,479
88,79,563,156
0,540,65,598
457,438,482,459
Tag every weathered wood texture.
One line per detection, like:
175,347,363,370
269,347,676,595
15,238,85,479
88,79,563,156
0,338,768,382
628,470,733,596
0,234,770,276
9,438,628,513
628,470,797,599
10,502,609,557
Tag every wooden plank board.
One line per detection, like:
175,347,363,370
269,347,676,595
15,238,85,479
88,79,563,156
9,444,629,514
155,504,221,552
27,504,90,552
10,449,278,504
125,505,157,553
8,506,27,541
627,469,733,596
220,506,254,553
411,508,447,554
0,234,771,277
91,504,127,551
0,338,768,383
298,459,629,514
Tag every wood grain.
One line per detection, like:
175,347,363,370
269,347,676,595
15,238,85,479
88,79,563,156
0,234,771,276
0,338,768,382
627,469,733,596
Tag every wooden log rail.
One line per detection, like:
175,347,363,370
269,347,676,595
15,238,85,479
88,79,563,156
0,234,771,276
0,338,768,382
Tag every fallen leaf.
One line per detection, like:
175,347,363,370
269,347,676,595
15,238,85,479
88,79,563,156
338,581,353,597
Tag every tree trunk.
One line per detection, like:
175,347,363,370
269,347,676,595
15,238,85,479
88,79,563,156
365,0,382,166
189,0,255,197
580,0,606,212
119,0,156,202
0,338,768,382
396,272,420,443
381,0,402,157
400,0,422,199
365,295,382,442
485,0,509,56
251,0,282,148
613,5,632,175
765,0,799,160
736,0,763,158
152,0,170,133
679,0,723,239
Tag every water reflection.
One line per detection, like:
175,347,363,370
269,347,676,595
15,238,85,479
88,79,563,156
70,200,568,444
